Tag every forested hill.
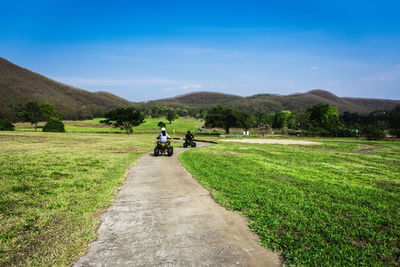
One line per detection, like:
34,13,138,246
149,90,400,114
0,57,132,120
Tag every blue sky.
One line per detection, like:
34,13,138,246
1,0,400,101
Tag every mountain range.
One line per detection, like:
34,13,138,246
150,90,400,115
1,57,399,120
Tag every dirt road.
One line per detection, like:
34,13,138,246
74,143,281,266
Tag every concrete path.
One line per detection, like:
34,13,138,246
74,143,281,267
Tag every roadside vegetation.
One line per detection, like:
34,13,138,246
0,131,154,266
179,140,400,266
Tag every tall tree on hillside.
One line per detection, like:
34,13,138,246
100,107,145,134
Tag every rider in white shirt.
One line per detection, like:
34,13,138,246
157,127,171,143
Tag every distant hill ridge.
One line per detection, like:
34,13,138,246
0,57,132,120
1,57,399,120
150,90,400,114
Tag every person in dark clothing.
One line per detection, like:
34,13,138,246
185,131,194,141
184,131,196,148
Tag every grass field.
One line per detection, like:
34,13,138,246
179,139,400,266
133,117,203,134
64,118,105,124
17,117,204,135
0,131,154,266
6,117,399,266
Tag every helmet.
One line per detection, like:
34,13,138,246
161,127,166,131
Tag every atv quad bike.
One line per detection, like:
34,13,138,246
183,139,196,148
154,141,173,156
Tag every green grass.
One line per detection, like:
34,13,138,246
179,139,400,266
0,131,154,266
131,117,203,134
65,117,203,135
64,118,106,124
17,117,204,135
64,125,124,133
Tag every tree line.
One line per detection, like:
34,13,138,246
203,103,400,139
2,100,399,139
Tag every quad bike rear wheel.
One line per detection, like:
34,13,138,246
167,147,173,156
154,147,159,156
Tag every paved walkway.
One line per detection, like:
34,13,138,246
74,143,281,266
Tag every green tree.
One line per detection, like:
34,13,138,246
307,103,341,135
205,105,239,134
288,113,297,129
254,113,265,127
151,106,162,118
178,109,189,117
361,125,385,140
236,111,253,130
297,112,311,134
341,111,362,128
100,107,145,134
388,105,400,137
40,102,62,121
17,101,62,131
273,110,292,128
166,109,177,124
17,102,42,131
161,106,169,116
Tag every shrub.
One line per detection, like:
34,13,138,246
43,118,65,132
0,119,15,131
157,121,166,128
361,125,385,140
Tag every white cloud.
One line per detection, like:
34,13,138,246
307,66,320,71
163,83,202,92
